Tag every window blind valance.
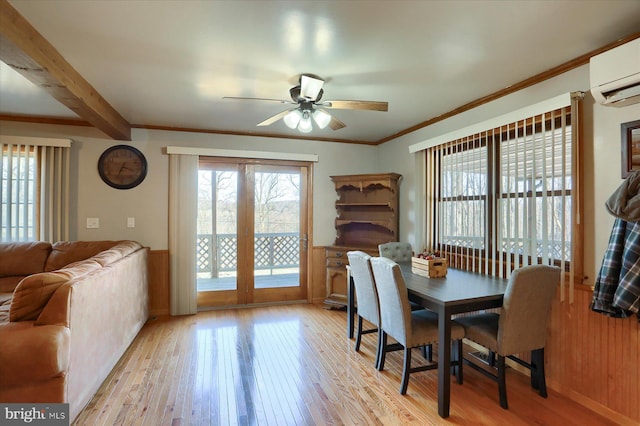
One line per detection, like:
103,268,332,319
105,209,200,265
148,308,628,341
408,92,573,153
0,135,71,148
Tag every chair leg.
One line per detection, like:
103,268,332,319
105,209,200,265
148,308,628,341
488,350,496,367
354,315,363,352
400,346,412,395
531,348,548,398
374,327,382,369
497,355,508,409
421,344,433,362
377,331,388,371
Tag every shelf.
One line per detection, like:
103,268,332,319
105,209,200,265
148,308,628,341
331,173,402,193
335,202,392,208
335,219,396,230
331,172,400,245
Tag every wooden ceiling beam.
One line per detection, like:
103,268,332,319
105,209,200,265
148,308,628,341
0,0,131,140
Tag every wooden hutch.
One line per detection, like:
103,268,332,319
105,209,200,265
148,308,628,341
324,172,401,308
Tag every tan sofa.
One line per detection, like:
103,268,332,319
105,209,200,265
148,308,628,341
0,240,149,423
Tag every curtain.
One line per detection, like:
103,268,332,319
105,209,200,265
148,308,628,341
169,153,198,315
39,145,71,242
0,136,70,242
416,92,583,302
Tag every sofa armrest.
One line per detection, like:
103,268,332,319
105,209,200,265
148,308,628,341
0,322,70,386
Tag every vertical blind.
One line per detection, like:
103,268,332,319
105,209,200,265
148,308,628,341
168,152,199,315
0,136,71,242
417,92,583,301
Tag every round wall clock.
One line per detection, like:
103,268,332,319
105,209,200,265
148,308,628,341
98,145,147,189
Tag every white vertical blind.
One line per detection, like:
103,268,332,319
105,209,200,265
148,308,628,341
1,136,70,242
169,153,199,315
39,145,71,242
421,93,582,300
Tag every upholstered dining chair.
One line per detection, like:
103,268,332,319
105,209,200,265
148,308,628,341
379,241,434,360
378,242,413,262
454,264,561,409
370,256,465,395
346,250,383,367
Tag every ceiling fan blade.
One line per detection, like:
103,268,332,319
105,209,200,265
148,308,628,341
323,100,388,112
256,109,294,126
223,96,292,104
328,115,346,131
300,74,325,100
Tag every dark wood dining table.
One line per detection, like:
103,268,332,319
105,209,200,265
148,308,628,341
347,261,507,418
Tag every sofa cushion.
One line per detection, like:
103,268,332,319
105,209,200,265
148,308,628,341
0,241,51,277
44,241,120,272
0,293,12,305
9,273,69,322
0,276,26,293
0,303,9,323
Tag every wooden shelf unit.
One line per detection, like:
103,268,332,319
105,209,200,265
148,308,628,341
324,173,401,308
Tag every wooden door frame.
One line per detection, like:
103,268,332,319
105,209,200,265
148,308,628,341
197,156,313,307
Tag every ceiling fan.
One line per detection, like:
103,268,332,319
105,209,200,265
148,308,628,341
223,74,388,133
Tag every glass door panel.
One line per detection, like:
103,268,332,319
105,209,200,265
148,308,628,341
197,165,241,306
253,169,301,289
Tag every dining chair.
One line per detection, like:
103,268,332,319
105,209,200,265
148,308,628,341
370,256,465,395
453,264,561,409
346,250,383,367
378,242,413,262
379,241,434,361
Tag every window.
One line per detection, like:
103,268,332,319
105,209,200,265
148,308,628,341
0,136,71,242
424,93,583,292
0,145,37,241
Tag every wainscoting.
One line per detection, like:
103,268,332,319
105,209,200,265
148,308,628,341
545,285,638,424
149,250,169,316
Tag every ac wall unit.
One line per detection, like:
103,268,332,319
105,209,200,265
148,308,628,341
590,38,640,107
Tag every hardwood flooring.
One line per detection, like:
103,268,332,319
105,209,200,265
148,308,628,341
75,304,617,426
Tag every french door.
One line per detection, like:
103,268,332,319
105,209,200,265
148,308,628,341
196,157,309,307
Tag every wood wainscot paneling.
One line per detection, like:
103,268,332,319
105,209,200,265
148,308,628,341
545,284,639,424
148,250,169,316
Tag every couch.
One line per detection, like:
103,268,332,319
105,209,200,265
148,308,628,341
0,240,149,423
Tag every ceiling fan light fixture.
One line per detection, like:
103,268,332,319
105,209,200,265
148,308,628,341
297,110,313,133
283,109,302,129
313,109,332,129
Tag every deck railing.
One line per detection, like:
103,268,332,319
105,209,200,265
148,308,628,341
197,232,299,277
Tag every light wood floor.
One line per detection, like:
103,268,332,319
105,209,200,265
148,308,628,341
75,304,616,426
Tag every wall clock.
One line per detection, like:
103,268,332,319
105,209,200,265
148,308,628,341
98,145,147,189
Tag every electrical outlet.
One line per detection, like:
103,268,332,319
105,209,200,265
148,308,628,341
127,217,135,228
86,218,100,229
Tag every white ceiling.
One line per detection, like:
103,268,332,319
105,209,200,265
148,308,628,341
1,0,640,143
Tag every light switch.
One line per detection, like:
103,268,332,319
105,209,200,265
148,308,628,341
127,217,135,228
86,218,100,229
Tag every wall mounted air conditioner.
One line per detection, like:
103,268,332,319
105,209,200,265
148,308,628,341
590,38,640,107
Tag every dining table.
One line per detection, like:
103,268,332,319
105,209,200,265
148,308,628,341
346,261,508,418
